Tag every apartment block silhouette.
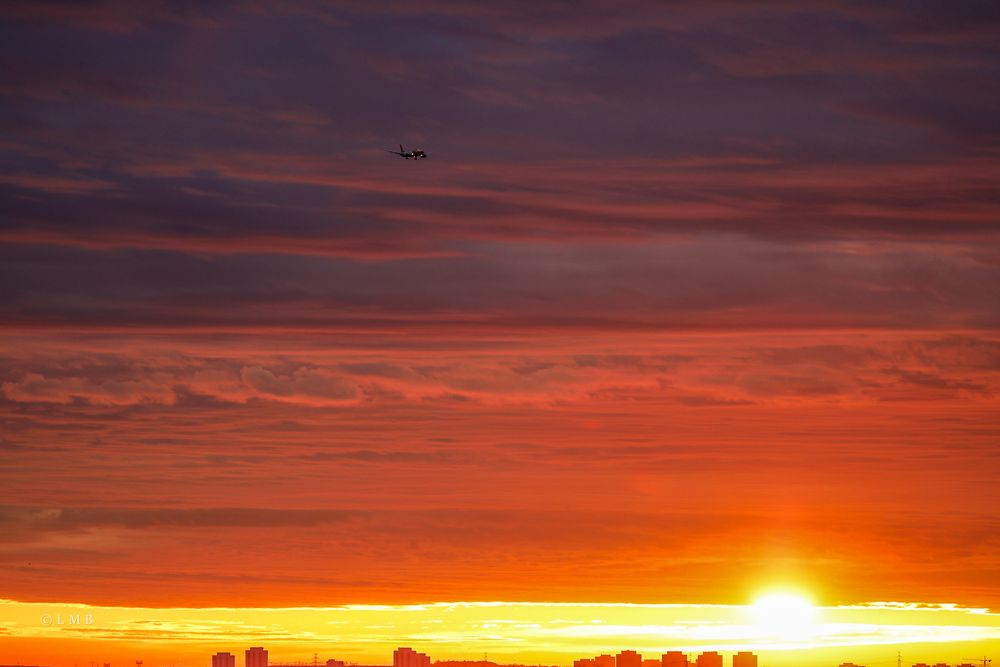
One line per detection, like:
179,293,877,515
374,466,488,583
662,652,687,667
212,653,235,667
696,653,722,667
394,647,431,667
617,651,642,667
246,647,268,667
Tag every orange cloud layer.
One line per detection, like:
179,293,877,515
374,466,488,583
1,331,997,609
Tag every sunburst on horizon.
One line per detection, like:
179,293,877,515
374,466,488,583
749,590,820,641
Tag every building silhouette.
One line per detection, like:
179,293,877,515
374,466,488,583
662,652,687,667
696,653,722,667
394,647,431,667
617,651,642,667
213,654,236,667
246,648,268,667
572,651,761,667
326,661,345,667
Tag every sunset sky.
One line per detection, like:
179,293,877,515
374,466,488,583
1,2,999,666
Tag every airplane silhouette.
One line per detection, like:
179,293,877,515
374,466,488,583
387,144,427,160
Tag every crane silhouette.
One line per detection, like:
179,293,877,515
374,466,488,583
961,659,991,667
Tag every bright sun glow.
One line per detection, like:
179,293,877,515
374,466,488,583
750,591,819,641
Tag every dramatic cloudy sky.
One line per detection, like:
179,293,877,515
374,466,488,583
1,2,999,657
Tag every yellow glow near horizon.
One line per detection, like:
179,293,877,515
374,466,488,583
750,591,818,641
2,598,1000,667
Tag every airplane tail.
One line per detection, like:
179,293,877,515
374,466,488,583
400,144,404,153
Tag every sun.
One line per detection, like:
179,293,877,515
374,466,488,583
749,591,819,641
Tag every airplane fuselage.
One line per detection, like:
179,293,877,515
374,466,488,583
390,145,428,160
